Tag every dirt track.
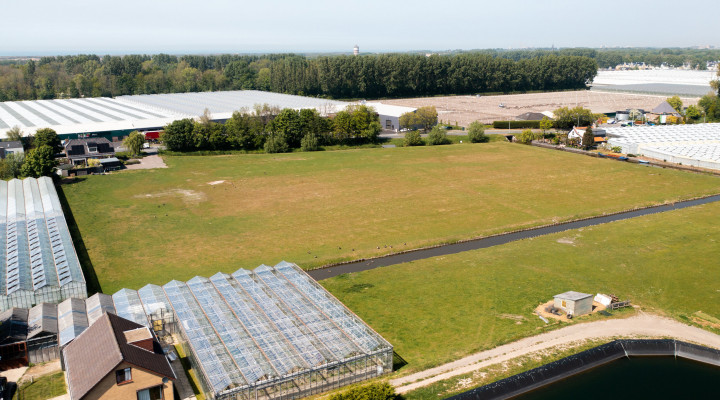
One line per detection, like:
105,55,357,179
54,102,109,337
381,91,700,126
392,312,720,393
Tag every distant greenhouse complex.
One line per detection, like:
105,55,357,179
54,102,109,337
0,177,86,311
607,123,720,170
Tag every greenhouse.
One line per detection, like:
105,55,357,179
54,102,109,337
164,262,393,400
0,177,86,311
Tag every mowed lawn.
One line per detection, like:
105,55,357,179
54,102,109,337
321,201,720,373
61,142,720,293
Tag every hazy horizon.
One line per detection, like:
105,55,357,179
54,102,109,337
2,0,718,56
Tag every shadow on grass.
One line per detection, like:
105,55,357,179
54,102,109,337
393,351,408,372
55,179,103,295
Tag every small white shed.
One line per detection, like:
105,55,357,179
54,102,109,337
554,291,593,316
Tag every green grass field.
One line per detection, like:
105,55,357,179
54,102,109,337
14,372,66,400
321,201,720,374
61,142,720,293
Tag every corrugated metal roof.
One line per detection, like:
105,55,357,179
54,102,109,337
0,91,413,139
554,291,592,301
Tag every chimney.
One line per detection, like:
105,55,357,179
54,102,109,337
124,327,155,352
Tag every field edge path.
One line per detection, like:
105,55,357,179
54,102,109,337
392,312,720,393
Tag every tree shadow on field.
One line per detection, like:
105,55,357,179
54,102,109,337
55,180,103,295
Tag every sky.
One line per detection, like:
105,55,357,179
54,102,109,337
2,0,718,56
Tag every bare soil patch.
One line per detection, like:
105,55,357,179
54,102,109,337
381,91,699,126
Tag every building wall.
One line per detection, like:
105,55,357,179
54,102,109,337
554,297,592,316
81,361,173,400
379,115,400,132
574,297,593,316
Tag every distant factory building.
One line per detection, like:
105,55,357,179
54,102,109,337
364,102,417,132
554,291,593,317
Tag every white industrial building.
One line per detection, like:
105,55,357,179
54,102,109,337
606,123,720,171
363,102,417,132
0,91,410,140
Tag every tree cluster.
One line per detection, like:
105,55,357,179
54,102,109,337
0,53,597,101
0,127,60,179
399,106,438,132
161,105,381,153
552,106,601,130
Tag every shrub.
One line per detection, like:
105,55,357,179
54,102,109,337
300,132,320,152
404,131,424,146
330,382,397,400
517,129,535,145
493,120,541,129
467,121,489,143
611,146,622,153
264,133,289,153
427,126,450,145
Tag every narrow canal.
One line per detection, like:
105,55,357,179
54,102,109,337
309,194,720,280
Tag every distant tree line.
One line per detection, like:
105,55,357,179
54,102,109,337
0,52,597,101
161,104,381,153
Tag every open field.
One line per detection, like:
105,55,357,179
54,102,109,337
380,91,700,126
61,143,720,293
320,201,720,375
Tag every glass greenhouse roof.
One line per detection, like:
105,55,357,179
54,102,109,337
0,178,85,310
162,262,392,397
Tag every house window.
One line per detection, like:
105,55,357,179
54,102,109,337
116,367,132,384
386,120,392,129
88,146,98,153
137,385,163,400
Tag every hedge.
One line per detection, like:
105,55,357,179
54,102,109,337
493,120,542,129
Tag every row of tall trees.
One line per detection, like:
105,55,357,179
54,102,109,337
161,105,381,153
0,53,597,101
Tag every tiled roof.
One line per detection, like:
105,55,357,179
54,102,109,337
64,313,174,400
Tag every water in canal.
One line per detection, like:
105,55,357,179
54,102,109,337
514,356,720,399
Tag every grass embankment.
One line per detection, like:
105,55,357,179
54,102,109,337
13,372,66,400
402,339,611,400
321,201,720,375
62,142,720,293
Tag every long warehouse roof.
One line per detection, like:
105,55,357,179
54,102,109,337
0,91,352,139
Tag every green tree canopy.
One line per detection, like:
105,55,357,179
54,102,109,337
539,116,553,134
518,129,534,145
666,96,683,114
33,128,61,151
582,127,595,150
264,132,289,153
399,111,417,131
123,131,145,156
414,106,438,132
6,126,23,142
467,121,488,143
0,153,25,180
162,118,195,151
552,106,599,130
427,125,450,145
404,130,424,146
21,145,57,177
